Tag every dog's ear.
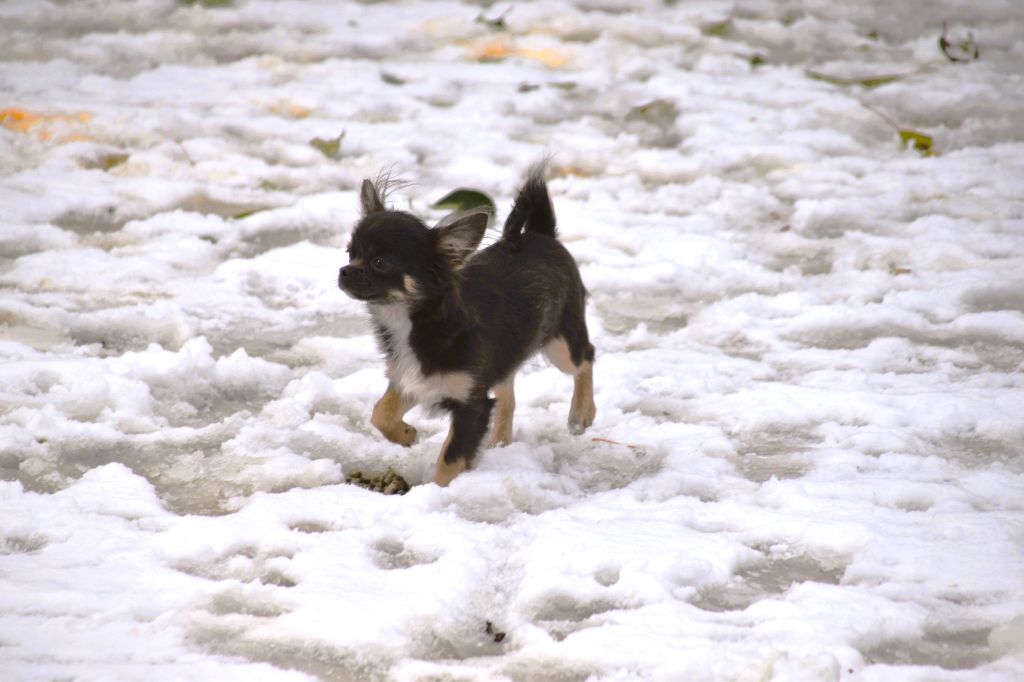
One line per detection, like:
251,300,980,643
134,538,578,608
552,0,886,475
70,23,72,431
360,179,385,215
436,212,488,267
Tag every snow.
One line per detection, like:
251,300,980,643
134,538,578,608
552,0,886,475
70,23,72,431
2,0,1023,679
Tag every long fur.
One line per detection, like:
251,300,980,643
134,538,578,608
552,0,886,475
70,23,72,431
502,163,557,242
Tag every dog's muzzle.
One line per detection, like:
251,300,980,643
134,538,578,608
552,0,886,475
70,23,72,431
338,264,361,291
338,265,375,300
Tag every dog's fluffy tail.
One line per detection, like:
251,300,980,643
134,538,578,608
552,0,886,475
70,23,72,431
502,163,557,242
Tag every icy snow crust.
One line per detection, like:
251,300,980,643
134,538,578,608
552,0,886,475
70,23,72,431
2,0,1023,680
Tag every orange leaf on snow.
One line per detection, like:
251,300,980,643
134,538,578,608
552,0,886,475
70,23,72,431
1,108,39,131
518,47,568,69
1,108,91,142
476,40,512,62
470,40,569,68
265,99,313,119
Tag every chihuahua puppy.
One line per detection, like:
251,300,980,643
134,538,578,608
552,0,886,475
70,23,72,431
338,165,595,485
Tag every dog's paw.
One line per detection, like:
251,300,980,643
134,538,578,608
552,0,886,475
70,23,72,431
372,388,416,446
434,457,468,487
488,423,513,448
373,418,417,446
387,422,417,447
568,405,595,435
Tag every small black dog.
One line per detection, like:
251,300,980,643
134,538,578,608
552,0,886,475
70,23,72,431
338,165,595,485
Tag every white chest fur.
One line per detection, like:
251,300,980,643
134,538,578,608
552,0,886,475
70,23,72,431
368,303,474,407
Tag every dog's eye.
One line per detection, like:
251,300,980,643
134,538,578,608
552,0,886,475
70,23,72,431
371,256,387,272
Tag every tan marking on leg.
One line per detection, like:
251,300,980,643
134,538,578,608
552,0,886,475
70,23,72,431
371,384,417,446
434,426,467,486
542,337,578,375
569,361,596,434
489,376,516,447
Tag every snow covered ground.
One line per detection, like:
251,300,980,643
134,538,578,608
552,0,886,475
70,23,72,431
2,0,1024,679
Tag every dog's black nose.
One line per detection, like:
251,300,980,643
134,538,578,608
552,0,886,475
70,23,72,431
339,264,364,293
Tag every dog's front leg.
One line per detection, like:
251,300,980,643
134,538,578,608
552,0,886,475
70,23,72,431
435,398,494,486
371,383,417,446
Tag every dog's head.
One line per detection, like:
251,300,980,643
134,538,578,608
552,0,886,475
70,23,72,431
338,178,488,304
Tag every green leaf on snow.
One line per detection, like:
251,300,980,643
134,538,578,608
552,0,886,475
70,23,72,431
431,188,497,219
91,153,129,171
899,129,934,156
179,0,232,7
701,18,732,37
807,70,905,89
310,130,344,159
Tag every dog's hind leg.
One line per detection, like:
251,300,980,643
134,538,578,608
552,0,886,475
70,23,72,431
568,362,595,434
435,398,494,486
543,336,596,435
489,375,516,447
372,383,417,446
